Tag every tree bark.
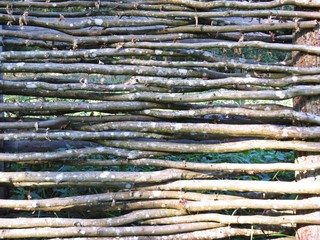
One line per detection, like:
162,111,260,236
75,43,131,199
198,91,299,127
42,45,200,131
293,8,320,240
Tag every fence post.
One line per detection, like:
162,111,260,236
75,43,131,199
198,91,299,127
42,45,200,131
293,9,320,240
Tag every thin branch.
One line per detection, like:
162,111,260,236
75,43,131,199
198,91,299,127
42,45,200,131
46,227,289,240
0,169,214,185
82,121,320,139
0,117,67,129
0,209,186,228
145,0,320,9
0,146,167,162
138,179,320,194
98,139,320,154
0,222,224,238
0,191,243,211
105,197,320,211
141,212,320,225
60,158,320,174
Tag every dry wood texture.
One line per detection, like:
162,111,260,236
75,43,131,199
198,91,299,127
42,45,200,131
0,0,320,239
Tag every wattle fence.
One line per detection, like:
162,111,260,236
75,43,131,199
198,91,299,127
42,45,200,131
0,1,320,239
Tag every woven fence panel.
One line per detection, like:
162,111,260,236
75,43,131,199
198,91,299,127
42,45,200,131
0,1,320,239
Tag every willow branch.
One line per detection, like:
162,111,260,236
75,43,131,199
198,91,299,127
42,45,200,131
0,117,67,130
0,191,243,211
0,169,213,186
162,20,317,34
131,75,320,89
0,209,186,228
138,179,320,194
0,1,192,11
117,41,320,56
111,59,320,75
0,30,198,46
106,197,320,212
0,101,167,113
0,14,189,30
146,0,320,9
0,131,172,141
5,8,320,20
70,85,320,102
134,107,320,125
46,227,288,240
62,158,320,174
0,146,167,162
0,48,181,62
0,62,226,78
109,9,320,19
98,139,320,154
0,222,223,239
82,121,320,140
142,212,320,226
0,80,168,93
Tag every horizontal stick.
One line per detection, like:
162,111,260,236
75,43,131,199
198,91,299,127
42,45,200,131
0,169,212,185
83,121,320,139
0,101,166,112
147,0,320,9
77,85,320,102
0,146,167,162
68,158,320,173
0,131,172,141
5,8,320,20
142,212,320,225
0,191,243,211
0,14,189,30
163,20,317,34
139,179,320,194
46,227,286,240
108,197,320,211
0,117,66,130
0,222,223,238
99,139,320,153
135,107,320,125
0,48,181,62
118,40,320,56
131,75,320,88
0,209,186,228
0,62,219,78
